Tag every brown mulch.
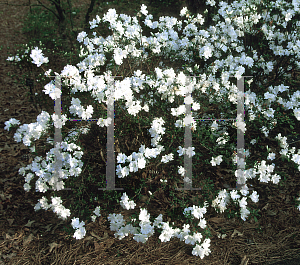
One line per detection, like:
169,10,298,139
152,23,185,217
1,0,300,264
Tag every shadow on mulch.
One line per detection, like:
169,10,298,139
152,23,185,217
269,257,300,265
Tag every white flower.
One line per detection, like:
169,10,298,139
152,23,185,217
206,0,216,6
93,206,101,217
198,219,207,229
202,45,213,60
249,191,259,203
43,81,61,100
7,56,15,61
73,227,86,240
267,152,276,160
30,47,49,67
211,155,223,166
4,118,20,131
140,4,148,16
192,239,211,258
230,190,241,201
139,208,150,223
180,7,188,17
77,31,87,43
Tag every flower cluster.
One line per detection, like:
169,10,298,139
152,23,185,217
107,192,211,258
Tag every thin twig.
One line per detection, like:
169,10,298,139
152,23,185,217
35,0,60,21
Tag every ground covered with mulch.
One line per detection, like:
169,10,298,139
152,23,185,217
1,0,300,264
